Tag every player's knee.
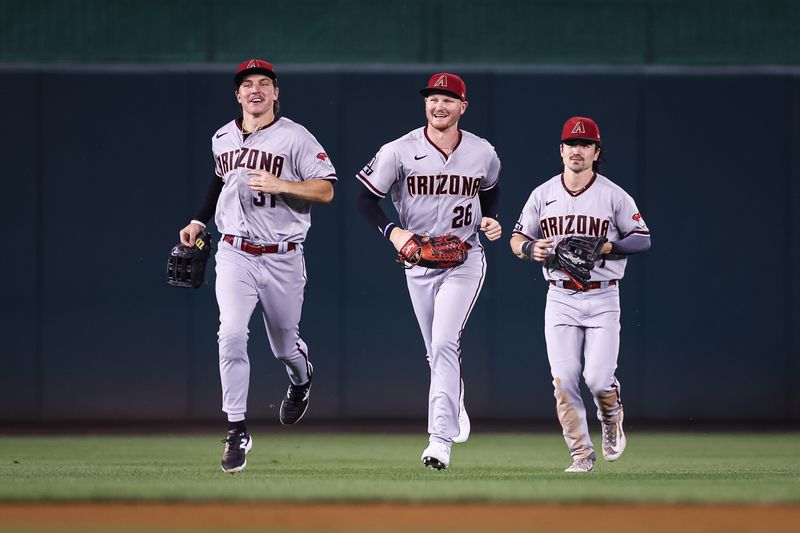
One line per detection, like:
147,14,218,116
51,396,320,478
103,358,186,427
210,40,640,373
552,375,580,397
430,337,458,358
583,370,614,396
266,328,299,361
218,327,249,355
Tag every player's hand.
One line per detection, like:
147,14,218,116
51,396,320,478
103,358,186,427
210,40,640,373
529,238,553,262
480,217,502,241
389,227,415,252
247,169,287,195
179,222,205,247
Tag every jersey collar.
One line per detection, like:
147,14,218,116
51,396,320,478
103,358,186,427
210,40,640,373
561,172,596,197
424,127,462,159
236,115,280,135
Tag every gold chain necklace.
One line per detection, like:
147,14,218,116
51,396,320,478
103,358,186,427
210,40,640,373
242,119,269,134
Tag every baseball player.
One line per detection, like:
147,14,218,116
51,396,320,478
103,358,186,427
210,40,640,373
178,59,337,473
510,116,650,473
356,73,502,470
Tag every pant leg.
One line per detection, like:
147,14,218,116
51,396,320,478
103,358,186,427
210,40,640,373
426,247,486,443
257,248,312,386
405,267,436,363
582,286,623,423
545,287,594,459
215,243,261,420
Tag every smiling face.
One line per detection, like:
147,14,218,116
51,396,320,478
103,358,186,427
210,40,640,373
424,93,468,132
235,74,279,118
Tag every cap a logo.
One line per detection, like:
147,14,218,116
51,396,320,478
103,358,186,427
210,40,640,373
246,59,257,69
571,121,585,135
433,75,448,88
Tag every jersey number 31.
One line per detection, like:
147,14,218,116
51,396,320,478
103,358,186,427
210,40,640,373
254,192,277,208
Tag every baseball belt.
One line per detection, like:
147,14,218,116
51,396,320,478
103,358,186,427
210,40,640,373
223,235,297,256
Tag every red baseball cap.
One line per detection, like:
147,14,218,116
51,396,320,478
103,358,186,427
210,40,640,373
561,116,602,144
420,73,467,101
234,58,277,86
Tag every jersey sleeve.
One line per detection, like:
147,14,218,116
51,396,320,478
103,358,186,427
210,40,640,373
480,148,501,190
294,130,337,181
614,192,650,238
513,190,541,240
356,144,399,198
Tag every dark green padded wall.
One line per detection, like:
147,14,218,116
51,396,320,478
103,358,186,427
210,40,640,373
2,0,799,65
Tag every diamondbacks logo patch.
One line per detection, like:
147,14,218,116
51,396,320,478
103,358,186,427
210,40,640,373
247,59,257,69
571,121,585,134
317,152,333,168
433,75,448,88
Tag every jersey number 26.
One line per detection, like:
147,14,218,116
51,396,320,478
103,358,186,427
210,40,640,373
452,204,473,228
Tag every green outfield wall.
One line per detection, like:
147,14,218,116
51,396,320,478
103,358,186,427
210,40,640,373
1,0,798,425
0,65,798,424
1,0,799,65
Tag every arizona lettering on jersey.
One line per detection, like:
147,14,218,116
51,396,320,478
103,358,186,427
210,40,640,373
539,214,609,239
406,175,482,197
513,173,649,282
211,116,337,244
357,127,500,245
215,147,284,178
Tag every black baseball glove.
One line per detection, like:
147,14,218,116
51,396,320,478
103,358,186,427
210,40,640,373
551,235,607,289
167,231,212,288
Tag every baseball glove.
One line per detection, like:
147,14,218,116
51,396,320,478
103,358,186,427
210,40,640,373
397,233,468,269
551,235,607,289
167,231,212,288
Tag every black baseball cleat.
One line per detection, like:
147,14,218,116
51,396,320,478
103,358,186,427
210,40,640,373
279,376,312,425
220,429,252,473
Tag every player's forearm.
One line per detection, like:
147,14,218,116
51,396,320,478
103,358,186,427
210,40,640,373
610,233,651,255
356,186,395,237
478,185,499,219
510,234,529,259
193,174,225,224
280,179,335,204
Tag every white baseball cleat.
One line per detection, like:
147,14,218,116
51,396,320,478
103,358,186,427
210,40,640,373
564,452,595,473
421,442,451,470
451,389,470,444
601,416,627,461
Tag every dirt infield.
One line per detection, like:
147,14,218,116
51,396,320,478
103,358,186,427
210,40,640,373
1,503,798,532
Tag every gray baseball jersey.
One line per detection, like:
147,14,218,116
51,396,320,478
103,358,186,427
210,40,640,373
213,116,335,422
357,127,500,246
513,171,649,464
357,126,500,449
212,116,337,244
513,173,649,281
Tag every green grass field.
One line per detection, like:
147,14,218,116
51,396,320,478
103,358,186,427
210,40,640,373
1,432,799,503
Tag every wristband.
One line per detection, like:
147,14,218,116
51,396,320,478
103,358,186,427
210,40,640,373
383,222,396,238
